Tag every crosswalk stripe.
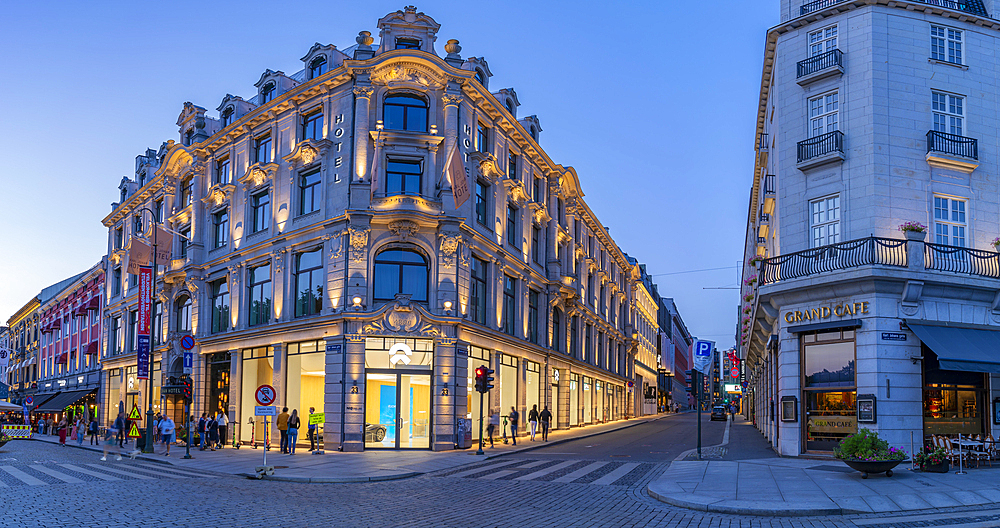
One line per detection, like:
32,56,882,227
84,464,153,480
591,462,640,485
133,463,212,479
29,465,83,484
479,470,517,480
515,460,578,481
552,461,609,483
59,464,120,481
514,460,550,469
124,465,189,479
0,466,46,486
448,459,527,479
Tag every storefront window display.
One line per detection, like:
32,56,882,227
106,368,121,423
364,337,433,449
583,376,593,424
500,354,518,420
802,329,856,452
207,352,230,418
286,341,324,443
240,346,273,444
570,373,579,426
551,369,560,430
923,344,985,436
525,360,540,418
467,347,491,441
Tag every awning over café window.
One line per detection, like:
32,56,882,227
907,321,1000,374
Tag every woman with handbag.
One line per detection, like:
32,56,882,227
287,410,300,454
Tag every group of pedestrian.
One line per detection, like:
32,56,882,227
276,407,301,454
195,411,229,451
484,404,552,448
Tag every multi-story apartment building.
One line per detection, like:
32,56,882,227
660,298,693,410
629,260,660,417
741,0,1000,455
101,7,654,451
33,262,105,420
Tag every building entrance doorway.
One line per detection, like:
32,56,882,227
364,370,431,449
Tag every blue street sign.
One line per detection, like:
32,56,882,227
693,340,714,374
180,335,195,350
183,350,193,375
0,382,8,400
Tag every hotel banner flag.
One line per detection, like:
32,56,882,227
126,237,152,275
447,144,470,209
148,225,173,263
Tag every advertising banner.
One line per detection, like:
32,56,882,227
126,237,152,275
137,266,152,380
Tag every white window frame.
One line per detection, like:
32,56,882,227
930,25,963,65
808,24,838,57
810,194,841,248
933,195,967,247
932,91,964,136
808,91,839,138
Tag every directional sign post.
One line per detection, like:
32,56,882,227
182,351,193,375
255,384,277,470
692,340,715,461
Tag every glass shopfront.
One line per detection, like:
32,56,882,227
207,353,230,418
364,337,432,449
240,346,273,444
583,376,593,424
570,373,579,426
802,329,856,452
923,344,985,436
551,368,560,430
287,341,325,434
525,360,540,418
467,346,491,441
500,354,518,418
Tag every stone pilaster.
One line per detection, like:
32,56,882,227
432,336,457,451
270,342,285,442
341,332,366,452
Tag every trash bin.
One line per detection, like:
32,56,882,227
455,419,472,449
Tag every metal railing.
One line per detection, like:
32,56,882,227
798,130,844,163
925,243,1000,278
927,130,978,160
759,212,771,223
798,49,843,78
801,0,987,17
801,0,842,15
763,174,776,195
758,132,769,151
760,236,907,285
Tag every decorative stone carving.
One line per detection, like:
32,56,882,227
388,220,418,240
361,295,441,337
357,30,374,47
372,62,443,88
349,226,370,263
283,139,332,170
272,248,287,273
239,162,277,189
439,233,461,269
353,86,375,98
441,93,463,106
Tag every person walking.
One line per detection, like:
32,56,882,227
216,411,228,449
70,418,79,446
76,417,85,445
528,404,539,441
207,414,219,451
197,413,207,450
487,411,498,448
307,407,317,451
287,409,300,455
276,407,290,454
152,414,161,444
58,417,68,446
114,412,126,448
539,406,552,442
89,416,100,445
101,418,122,461
159,414,175,456
729,404,736,422
508,406,519,446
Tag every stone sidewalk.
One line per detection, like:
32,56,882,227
27,413,670,483
648,419,1000,516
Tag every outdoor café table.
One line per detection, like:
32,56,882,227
956,438,985,468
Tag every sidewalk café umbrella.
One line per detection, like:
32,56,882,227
0,401,21,412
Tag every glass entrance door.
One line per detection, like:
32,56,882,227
365,371,431,449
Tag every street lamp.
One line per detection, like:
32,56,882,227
132,206,160,454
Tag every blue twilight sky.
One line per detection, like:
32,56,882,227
0,1,774,347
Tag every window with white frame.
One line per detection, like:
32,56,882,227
931,25,962,64
934,195,966,247
808,92,839,138
932,92,964,136
810,195,840,247
808,25,837,56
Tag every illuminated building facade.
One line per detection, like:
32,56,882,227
741,0,1000,456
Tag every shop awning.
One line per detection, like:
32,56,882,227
34,389,95,412
30,392,62,411
908,322,1000,373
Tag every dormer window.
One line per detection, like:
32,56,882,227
184,129,194,146
474,69,486,85
530,126,538,141
395,38,420,50
120,187,127,203
505,99,514,114
260,82,275,104
221,107,234,127
383,94,428,133
309,57,328,79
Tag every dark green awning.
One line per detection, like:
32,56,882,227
908,323,1000,373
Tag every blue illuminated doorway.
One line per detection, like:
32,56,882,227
364,370,431,449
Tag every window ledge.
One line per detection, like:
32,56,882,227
796,150,845,171
926,151,978,173
796,64,844,86
247,228,269,241
209,245,229,255
928,58,968,70
293,210,322,224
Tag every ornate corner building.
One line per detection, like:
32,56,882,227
740,0,1000,456
99,6,670,451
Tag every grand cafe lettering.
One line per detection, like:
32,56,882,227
783,301,869,323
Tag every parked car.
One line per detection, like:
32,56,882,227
710,405,728,421
365,423,387,442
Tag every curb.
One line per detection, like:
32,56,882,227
26,437,185,467
242,471,424,483
481,414,672,460
645,486,846,517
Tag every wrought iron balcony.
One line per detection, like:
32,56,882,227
797,49,843,79
758,133,769,151
763,174,776,195
926,130,978,160
801,0,842,15
925,243,1000,278
797,130,844,164
801,0,987,16
759,236,907,285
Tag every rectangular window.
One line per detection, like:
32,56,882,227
386,159,422,196
154,199,163,223
115,227,123,249
113,267,122,296
570,316,579,358
503,276,516,335
508,152,518,180
528,289,539,344
395,37,420,49
600,284,606,317
931,25,962,64
110,316,121,355
211,279,230,334
302,110,323,142
215,156,231,185
808,92,839,137
248,264,272,327
251,189,270,234
133,215,143,236
299,169,321,215
585,324,592,363
808,24,837,56
255,134,272,165
128,310,138,352
532,225,542,265
477,123,489,153
533,175,544,203
810,195,841,247
213,209,229,248
153,302,162,344
179,226,190,258
180,178,193,207
506,205,518,248
294,249,323,317
932,92,964,136
475,181,490,227
471,256,487,325
934,195,967,247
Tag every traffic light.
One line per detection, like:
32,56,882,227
474,366,487,393
484,367,495,391
180,376,192,400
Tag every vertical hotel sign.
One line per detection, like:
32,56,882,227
137,266,152,380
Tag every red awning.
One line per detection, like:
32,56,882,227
85,296,100,311
85,341,98,355
55,351,68,364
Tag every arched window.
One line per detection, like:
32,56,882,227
474,69,486,85
383,94,428,132
552,309,562,352
373,248,428,302
175,295,191,332
260,82,275,104
221,106,234,127
309,56,328,79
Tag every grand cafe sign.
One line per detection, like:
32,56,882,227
784,301,869,323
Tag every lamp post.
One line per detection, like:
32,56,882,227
132,206,159,454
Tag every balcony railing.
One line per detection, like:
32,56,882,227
927,130,978,160
798,130,844,163
801,0,987,16
758,132,769,151
759,212,771,223
760,236,907,285
763,174,776,195
801,0,842,15
797,49,843,78
925,243,1000,278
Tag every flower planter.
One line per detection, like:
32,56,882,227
921,461,949,473
0,439,8,449
842,459,906,479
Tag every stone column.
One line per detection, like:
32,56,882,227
340,332,366,452
323,335,345,452
439,91,462,208
270,342,285,442
432,336,458,451
352,85,373,185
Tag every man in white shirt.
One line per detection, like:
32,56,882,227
217,412,229,449
159,415,175,456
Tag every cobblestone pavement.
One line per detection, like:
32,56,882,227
5,438,1000,527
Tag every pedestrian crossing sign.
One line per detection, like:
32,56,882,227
128,403,142,421
127,421,142,438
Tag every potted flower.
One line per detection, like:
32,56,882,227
913,446,949,473
899,221,927,241
743,293,754,303
748,255,763,267
744,275,758,286
0,432,10,449
992,237,1000,252
834,428,907,478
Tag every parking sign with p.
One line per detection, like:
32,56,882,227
693,340,714,374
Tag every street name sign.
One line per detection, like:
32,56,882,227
255,406,277,416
